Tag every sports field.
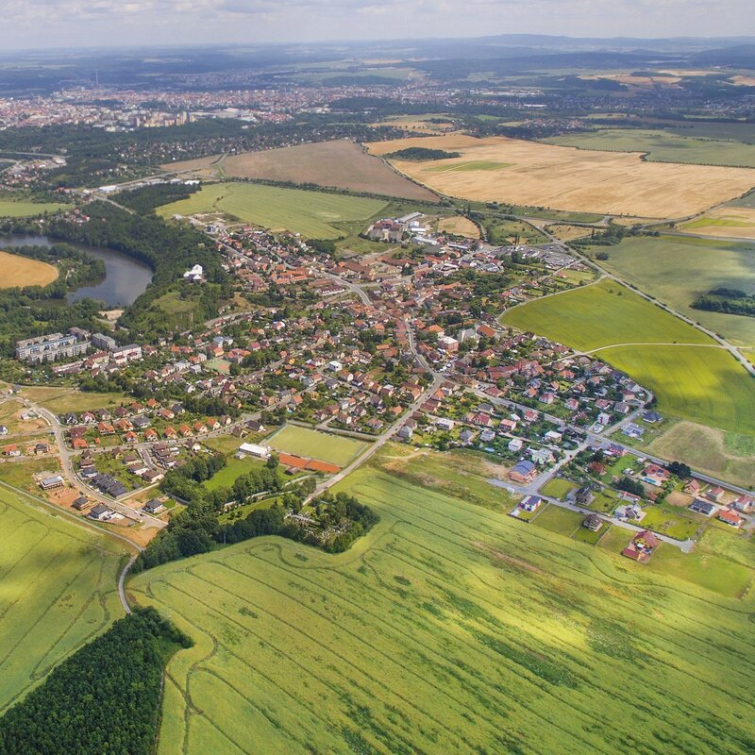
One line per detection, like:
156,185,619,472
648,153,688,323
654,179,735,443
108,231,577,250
129,468,755,755
680,206,755,239
544,129,755,168
502,279,713,351
598,345,755,434
0,250,58,288
266,425,366,467
158,183,388,239
0,200,68,218
220,140,437,202
595,235,755,346
367,134,755,218
0,485,127,714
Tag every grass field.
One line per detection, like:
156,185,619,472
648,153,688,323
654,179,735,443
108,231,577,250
594,235,755,346
0,250,58,288
543,129,755,168
203,456,268,492
680,206,755,239
647,421,755,488
540,477,579,500
18,387,130,415
158,183,388,239
502,279,713,351
266,425,367,467
219,140,437,202
366,134,755,218
599,345,755,434
0,199,68,218
502,280,755,433
0,484,127,714
129,468,755,755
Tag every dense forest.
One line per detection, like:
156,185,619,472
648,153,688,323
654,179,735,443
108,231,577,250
117,182,201,214
691,287,755,318
386,147,461,161
133,451,378,571
0,607,191,755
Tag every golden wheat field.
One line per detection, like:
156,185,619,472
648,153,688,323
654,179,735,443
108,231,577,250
437,215,481,238
366,134,755,218
0,251,58,289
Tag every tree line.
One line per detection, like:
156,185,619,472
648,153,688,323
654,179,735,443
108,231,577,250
0,607,191,755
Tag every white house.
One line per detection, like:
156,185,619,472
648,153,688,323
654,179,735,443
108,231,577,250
183,264,204,283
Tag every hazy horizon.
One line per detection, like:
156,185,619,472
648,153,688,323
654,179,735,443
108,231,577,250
2,0,753,52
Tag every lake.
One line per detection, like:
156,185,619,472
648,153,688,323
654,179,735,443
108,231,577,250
1,234,153,307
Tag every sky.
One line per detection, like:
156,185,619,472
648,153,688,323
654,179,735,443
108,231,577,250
1,0,752,50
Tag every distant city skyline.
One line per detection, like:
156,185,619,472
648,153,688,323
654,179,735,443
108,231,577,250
1,0,751,52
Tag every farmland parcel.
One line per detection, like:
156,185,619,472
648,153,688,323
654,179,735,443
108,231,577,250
366,134,755,218
0,485,127,713
129,469,755,755
0,250,58,289
594,235,755,346
157,183,388,239
220,140,438,202
502,280,755,433
543,128,755,168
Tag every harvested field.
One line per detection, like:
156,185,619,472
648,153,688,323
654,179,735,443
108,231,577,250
220,140,438,201
545,223,594,241
0,251,58,288
366,134,755,218
680,206,755,239
130,468,755,755
437,215,480,238
544,129,755,168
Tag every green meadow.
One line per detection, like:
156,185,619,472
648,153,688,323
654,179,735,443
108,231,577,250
544,128,755,168
599,345,755,434
0,199,69,218
0,485,127,714
157,182,387,239
129,468,755,755
428,160,512,172
594,235,755,346
502,279,755,433
502,278,712,351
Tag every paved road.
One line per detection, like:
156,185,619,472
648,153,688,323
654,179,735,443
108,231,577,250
310,374,444,500
18,398,167,528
